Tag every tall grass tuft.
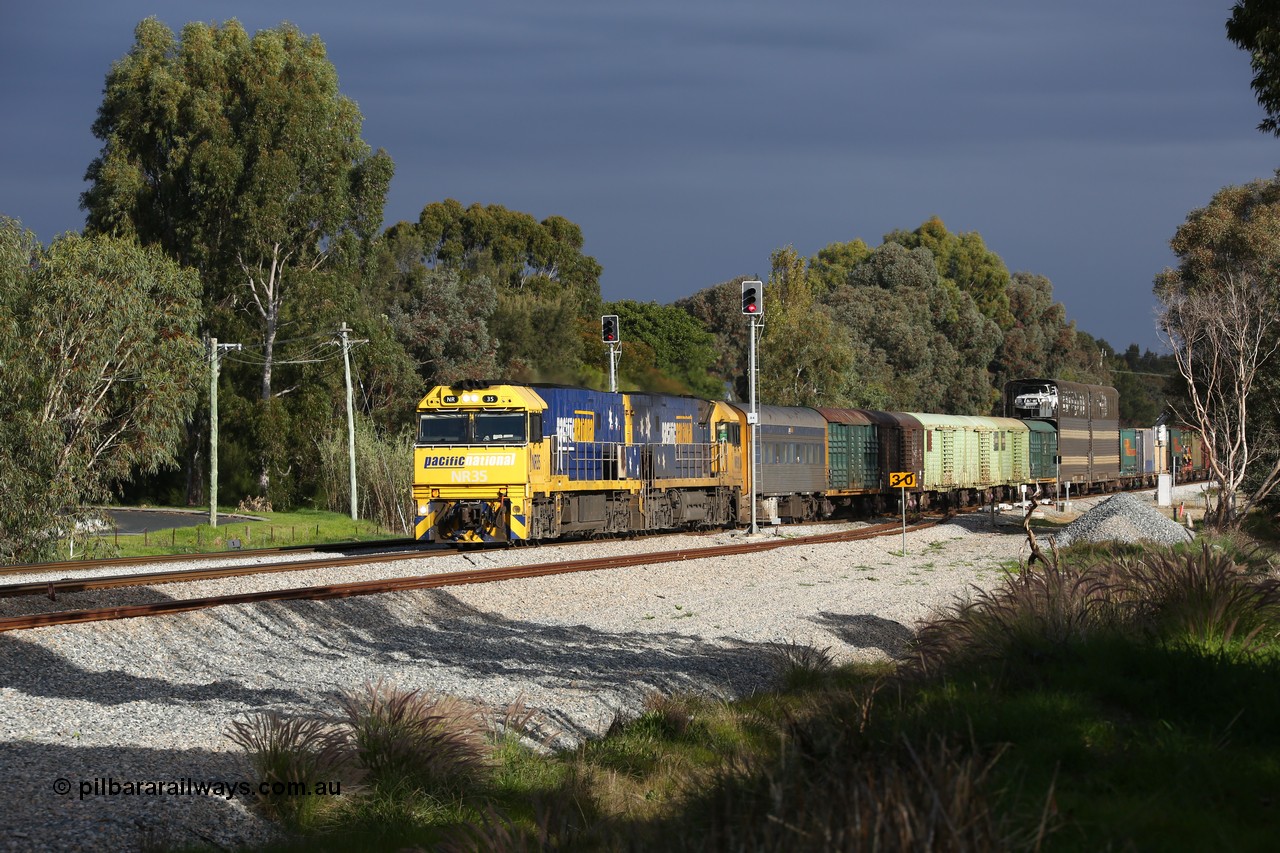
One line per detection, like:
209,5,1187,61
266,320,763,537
768,641,836,692
337,679,491,796
909,543,1280,681
224,711,353,826
658,728,1033,852
317,420,415,534
1116,544,1280,651
909,560,1121,677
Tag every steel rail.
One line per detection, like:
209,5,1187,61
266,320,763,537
0,518,941,632
0,538,421,578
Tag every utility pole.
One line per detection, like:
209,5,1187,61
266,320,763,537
208,337,242,528
741,281,763,534
338,322,363,521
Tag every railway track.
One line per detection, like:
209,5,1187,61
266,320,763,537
0,517,945,632
0,537,424,579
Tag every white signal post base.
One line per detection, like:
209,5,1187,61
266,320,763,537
608,343,620,393
748,314,760,534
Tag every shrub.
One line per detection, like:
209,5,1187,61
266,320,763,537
908,560,1122,677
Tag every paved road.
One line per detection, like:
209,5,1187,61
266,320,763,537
98,509,258,535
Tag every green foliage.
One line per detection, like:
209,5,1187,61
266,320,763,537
1155,176,1280,524
337,680,491,797
417,199,603,307
1227,0,1280,136
365,222,499,388
606,299,723,396
84,17,392,293
806,237,872,295
316,418,415,534
676,278,753,400
825,241,1002,413
1103,342,1175,427
225,711,354,827
885,216,1015,329
0,219,202,564
486,290,592,383
760,246,859,406
992,272,1113,400
403,200,606,385
51,509,393,562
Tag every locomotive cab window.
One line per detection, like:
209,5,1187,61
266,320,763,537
418,413,470,444
475,412,527,444
418,411,529,445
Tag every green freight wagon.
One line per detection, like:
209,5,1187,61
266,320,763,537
1026,419,1058,482
908,413,1031,504
816,408,879,492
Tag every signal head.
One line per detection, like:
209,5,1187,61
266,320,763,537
601,314,620,343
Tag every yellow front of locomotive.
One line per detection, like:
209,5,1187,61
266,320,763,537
412,384,544,543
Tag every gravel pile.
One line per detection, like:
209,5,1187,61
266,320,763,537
0,515,1034,851
1048,493,1194,549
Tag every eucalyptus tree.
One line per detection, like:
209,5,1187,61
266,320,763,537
413,200,604,381
676,278,755,400
759,246,857,407
0,218,202,563
824,241,1002,414
1228,0,1280,136
81,17,393,494
885,217,1015,330
1156,178,1280,527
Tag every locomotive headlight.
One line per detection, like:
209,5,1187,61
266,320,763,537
418,503,428,515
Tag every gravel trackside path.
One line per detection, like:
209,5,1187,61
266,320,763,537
0,514,1047,851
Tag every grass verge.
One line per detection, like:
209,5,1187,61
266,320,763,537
54,507,395,561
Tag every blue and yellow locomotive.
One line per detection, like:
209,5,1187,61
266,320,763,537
413,383,743,543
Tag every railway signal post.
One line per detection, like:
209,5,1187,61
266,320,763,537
742,281,764,534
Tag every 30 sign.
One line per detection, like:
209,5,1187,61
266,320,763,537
889,471,917,489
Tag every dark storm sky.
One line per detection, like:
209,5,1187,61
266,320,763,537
2,1,1276,352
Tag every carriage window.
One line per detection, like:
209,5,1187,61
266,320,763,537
475,412,527,444
418,413,470,444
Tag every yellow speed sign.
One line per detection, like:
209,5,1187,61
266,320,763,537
889,471,917,489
